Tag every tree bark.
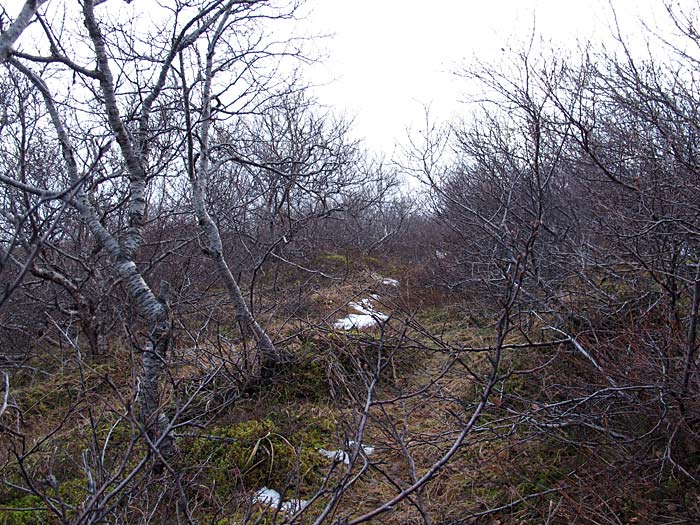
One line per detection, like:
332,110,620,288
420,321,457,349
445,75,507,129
180,42,281,370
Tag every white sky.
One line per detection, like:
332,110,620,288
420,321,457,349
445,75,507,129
298,0,671,155
3,0,677,156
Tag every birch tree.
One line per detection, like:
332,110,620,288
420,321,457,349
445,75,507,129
178,12,281,366
0,0,285,443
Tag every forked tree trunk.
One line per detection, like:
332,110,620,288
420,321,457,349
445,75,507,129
10,1,176,446
180,40,281,371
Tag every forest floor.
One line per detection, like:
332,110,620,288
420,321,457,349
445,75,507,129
1,254,699,524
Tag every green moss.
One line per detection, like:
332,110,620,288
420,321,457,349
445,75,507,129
0,495,48,525
661,477,684,492
274,413,336,451
57,478,89,509
419,306,457,325
271,342,333,402
362,255,382,268
0,473,94,524
271,331,369,402
16,382,72,418
318,253,349,266
213,519,239,525
470,482,503,502
181,418,331,498
415,305,491,344
277,359,329,401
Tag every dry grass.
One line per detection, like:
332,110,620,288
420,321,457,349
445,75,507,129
2,259,699,524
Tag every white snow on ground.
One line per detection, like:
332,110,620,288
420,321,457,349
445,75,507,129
318,441,375,464
281,499,309,513
252,487,308,514
253,487,280,507
333,314,378,330
318,448,350,464
370,273,400,287
334,297,388,330
348,440,375,456
349,298,382,316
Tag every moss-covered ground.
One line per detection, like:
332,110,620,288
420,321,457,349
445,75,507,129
1,257,698,524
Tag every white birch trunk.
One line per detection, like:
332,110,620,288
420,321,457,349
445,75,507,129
181,17,280,370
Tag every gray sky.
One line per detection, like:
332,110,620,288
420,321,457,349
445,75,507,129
4,0,675,156
298,0,670,155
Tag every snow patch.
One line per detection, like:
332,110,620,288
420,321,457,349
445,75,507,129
318,441,375,465
318,448,350,464
349,440,375,456
333,314,379,330
281,499,309,514
334,297,388,330
370,273,400,287
252,487,308,514
253,487,280,507
348,298,383,316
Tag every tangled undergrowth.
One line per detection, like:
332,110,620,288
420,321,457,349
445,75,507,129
1,257,699,524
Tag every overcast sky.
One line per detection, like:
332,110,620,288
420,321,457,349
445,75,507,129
4,0,676,155
298,0,670,155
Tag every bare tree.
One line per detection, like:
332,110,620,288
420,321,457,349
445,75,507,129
0,0,288,463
